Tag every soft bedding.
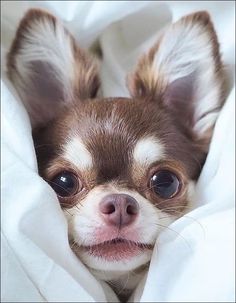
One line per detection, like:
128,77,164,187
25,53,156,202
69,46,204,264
1,1,235,302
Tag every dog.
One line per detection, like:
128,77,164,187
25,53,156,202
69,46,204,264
7,8,226,301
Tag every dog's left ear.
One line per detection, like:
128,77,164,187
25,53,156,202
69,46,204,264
128,11,225,150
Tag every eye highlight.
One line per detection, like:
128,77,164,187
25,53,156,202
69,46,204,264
49,171,82,197
149,170,181,199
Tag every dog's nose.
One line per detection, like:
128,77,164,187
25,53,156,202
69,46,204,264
99,194,139,227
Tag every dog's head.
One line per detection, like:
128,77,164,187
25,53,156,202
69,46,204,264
7,9,225,275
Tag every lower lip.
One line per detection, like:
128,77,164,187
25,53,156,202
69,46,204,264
82,240,153,261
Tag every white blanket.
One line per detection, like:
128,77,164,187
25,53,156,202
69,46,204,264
1,1,235,302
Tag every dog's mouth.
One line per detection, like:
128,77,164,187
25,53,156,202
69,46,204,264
78,238,153,261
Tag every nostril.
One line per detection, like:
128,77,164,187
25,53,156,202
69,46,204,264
100,201,116,215
105,203,116,214
126,203,138,215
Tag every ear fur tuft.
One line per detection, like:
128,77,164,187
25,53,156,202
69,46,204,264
7,8,100,128
128,11,226,150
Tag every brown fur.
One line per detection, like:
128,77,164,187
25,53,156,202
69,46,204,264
7,8,100,128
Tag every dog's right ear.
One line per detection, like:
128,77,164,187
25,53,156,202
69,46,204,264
7,9,100,128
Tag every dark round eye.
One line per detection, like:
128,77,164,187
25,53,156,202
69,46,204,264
49,171,80,197
150,170,180,199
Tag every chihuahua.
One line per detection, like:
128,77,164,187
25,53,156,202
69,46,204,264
7,9,225,301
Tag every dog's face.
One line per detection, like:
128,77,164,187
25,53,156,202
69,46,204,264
33,98,200,272
7,9,225,275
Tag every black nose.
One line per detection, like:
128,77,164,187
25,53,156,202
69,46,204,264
99,194,139,227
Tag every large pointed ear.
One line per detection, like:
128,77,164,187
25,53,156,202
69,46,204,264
7,9,100,128
128,11,225,150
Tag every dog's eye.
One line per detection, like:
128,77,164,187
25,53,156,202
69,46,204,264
150,170,180,199
49,171,81,197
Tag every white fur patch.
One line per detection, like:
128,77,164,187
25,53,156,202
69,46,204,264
133,136,165,166
65,185,171,272
63,137,93,170
16,16,75,101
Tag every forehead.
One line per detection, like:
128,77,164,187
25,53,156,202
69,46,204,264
67,98,165,139
62,98,166,182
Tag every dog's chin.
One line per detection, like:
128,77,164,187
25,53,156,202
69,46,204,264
73,239,153,272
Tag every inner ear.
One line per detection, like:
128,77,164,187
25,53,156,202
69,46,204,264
30,61,65,102
163,73,196,130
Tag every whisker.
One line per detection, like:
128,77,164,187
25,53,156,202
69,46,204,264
159,210,206,236
43,178,73,195
64,209,72,216
153,198,187,209
117,271,130,296
154,222,193,251
70,240,78,249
